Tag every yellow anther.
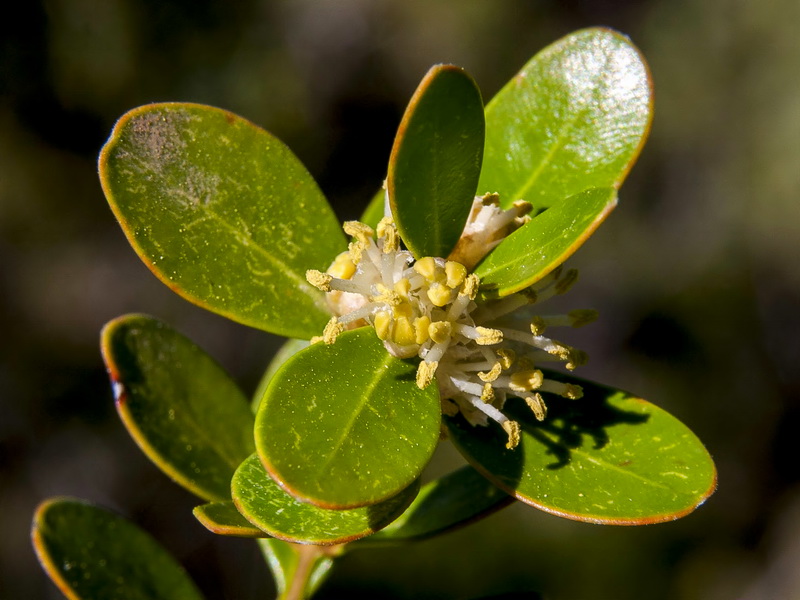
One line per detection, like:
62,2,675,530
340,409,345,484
530,316,546,336
392,316,416,346
427,283,452,307
414,256,437,281
510,369,543,393
376,217,399,253
480,383,495,404
348,240,365,264
394,277,411,299
343,221,374,243
327,252,356,280
525,394,547,421
414,316,431,344
502,420,521,449
478,362,502,382
306,269,332,292
563,384,584,400
569,309,599,328
481,192,501,206
310,335,323,345
445,261,467,289
323,317,344,344
374,311,392,340
511,200,533,216
416,360,439,389
495,348,515,369
564,348,588,370
428,321,453,344
555,268,579,295
372,284,402,306
461,273,480,299
514,215,532,228
475,327,503,345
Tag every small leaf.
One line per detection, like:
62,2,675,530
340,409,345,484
474,187,616,297
251,338,310,413
32,498,204,600
388,65,485,258
233,454,419,545
101,314,255,502
446,371,717,524
360,186,387,229
358,465,512,545
255,328,440,509
479,28,652,210
193,502,263,538
100,103,345,339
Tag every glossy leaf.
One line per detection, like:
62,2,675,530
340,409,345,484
251,338,310,413
478,28,652,210
193,502,263,538
257,539,335,599
360,186,387,229
388,65,484,258
101,314,255,502
100,103,344,339
446,371,717,524
32,498,204,600
474,187,616,297
255,327,440,509
233,454,419,545
359,465,512,545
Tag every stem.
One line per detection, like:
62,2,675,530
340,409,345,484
282,544,344,600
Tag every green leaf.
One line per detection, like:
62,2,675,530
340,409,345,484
388,65,485,258
257,539,335,599
360,187,387,229
193,502,263,538
233,454,419,545
32,498,204,600
445,371,717,525
255,327,440,509
479,28,652,210
101,314,255,502
358,465,512,545
251,338,310,413
99,103,345,339
474,187,616,297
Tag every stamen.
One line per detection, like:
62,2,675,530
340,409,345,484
306,269,332,292
327,252,356,279
525,393,547,421
478,362,502,382
539,380,584,399
376,217,399,253
445,261,467,288
555,269,579,295
501,421,521,449
343,221,374,244
414,256,437,281
416,360,438,389
323,317,344,344
461,274,480,299
475,327,503,345
428,321,453,344
509,369,543,393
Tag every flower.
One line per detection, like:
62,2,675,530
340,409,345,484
306,193,596,449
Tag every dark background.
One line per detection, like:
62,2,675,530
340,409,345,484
3,1,800,598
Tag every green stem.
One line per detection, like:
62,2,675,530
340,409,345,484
279,543,343,600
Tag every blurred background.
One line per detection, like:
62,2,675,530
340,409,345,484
3,1,800,598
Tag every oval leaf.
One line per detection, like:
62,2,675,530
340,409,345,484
479,28,652,210
445,372,717,525
388,65,485,258
255,327,440,509
473,187,617,297
193,502,263,538
251,338,310,413
99,103,345,339
233,454,419,545
32,498,204,600
101,314,255,502
359,465,512,545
